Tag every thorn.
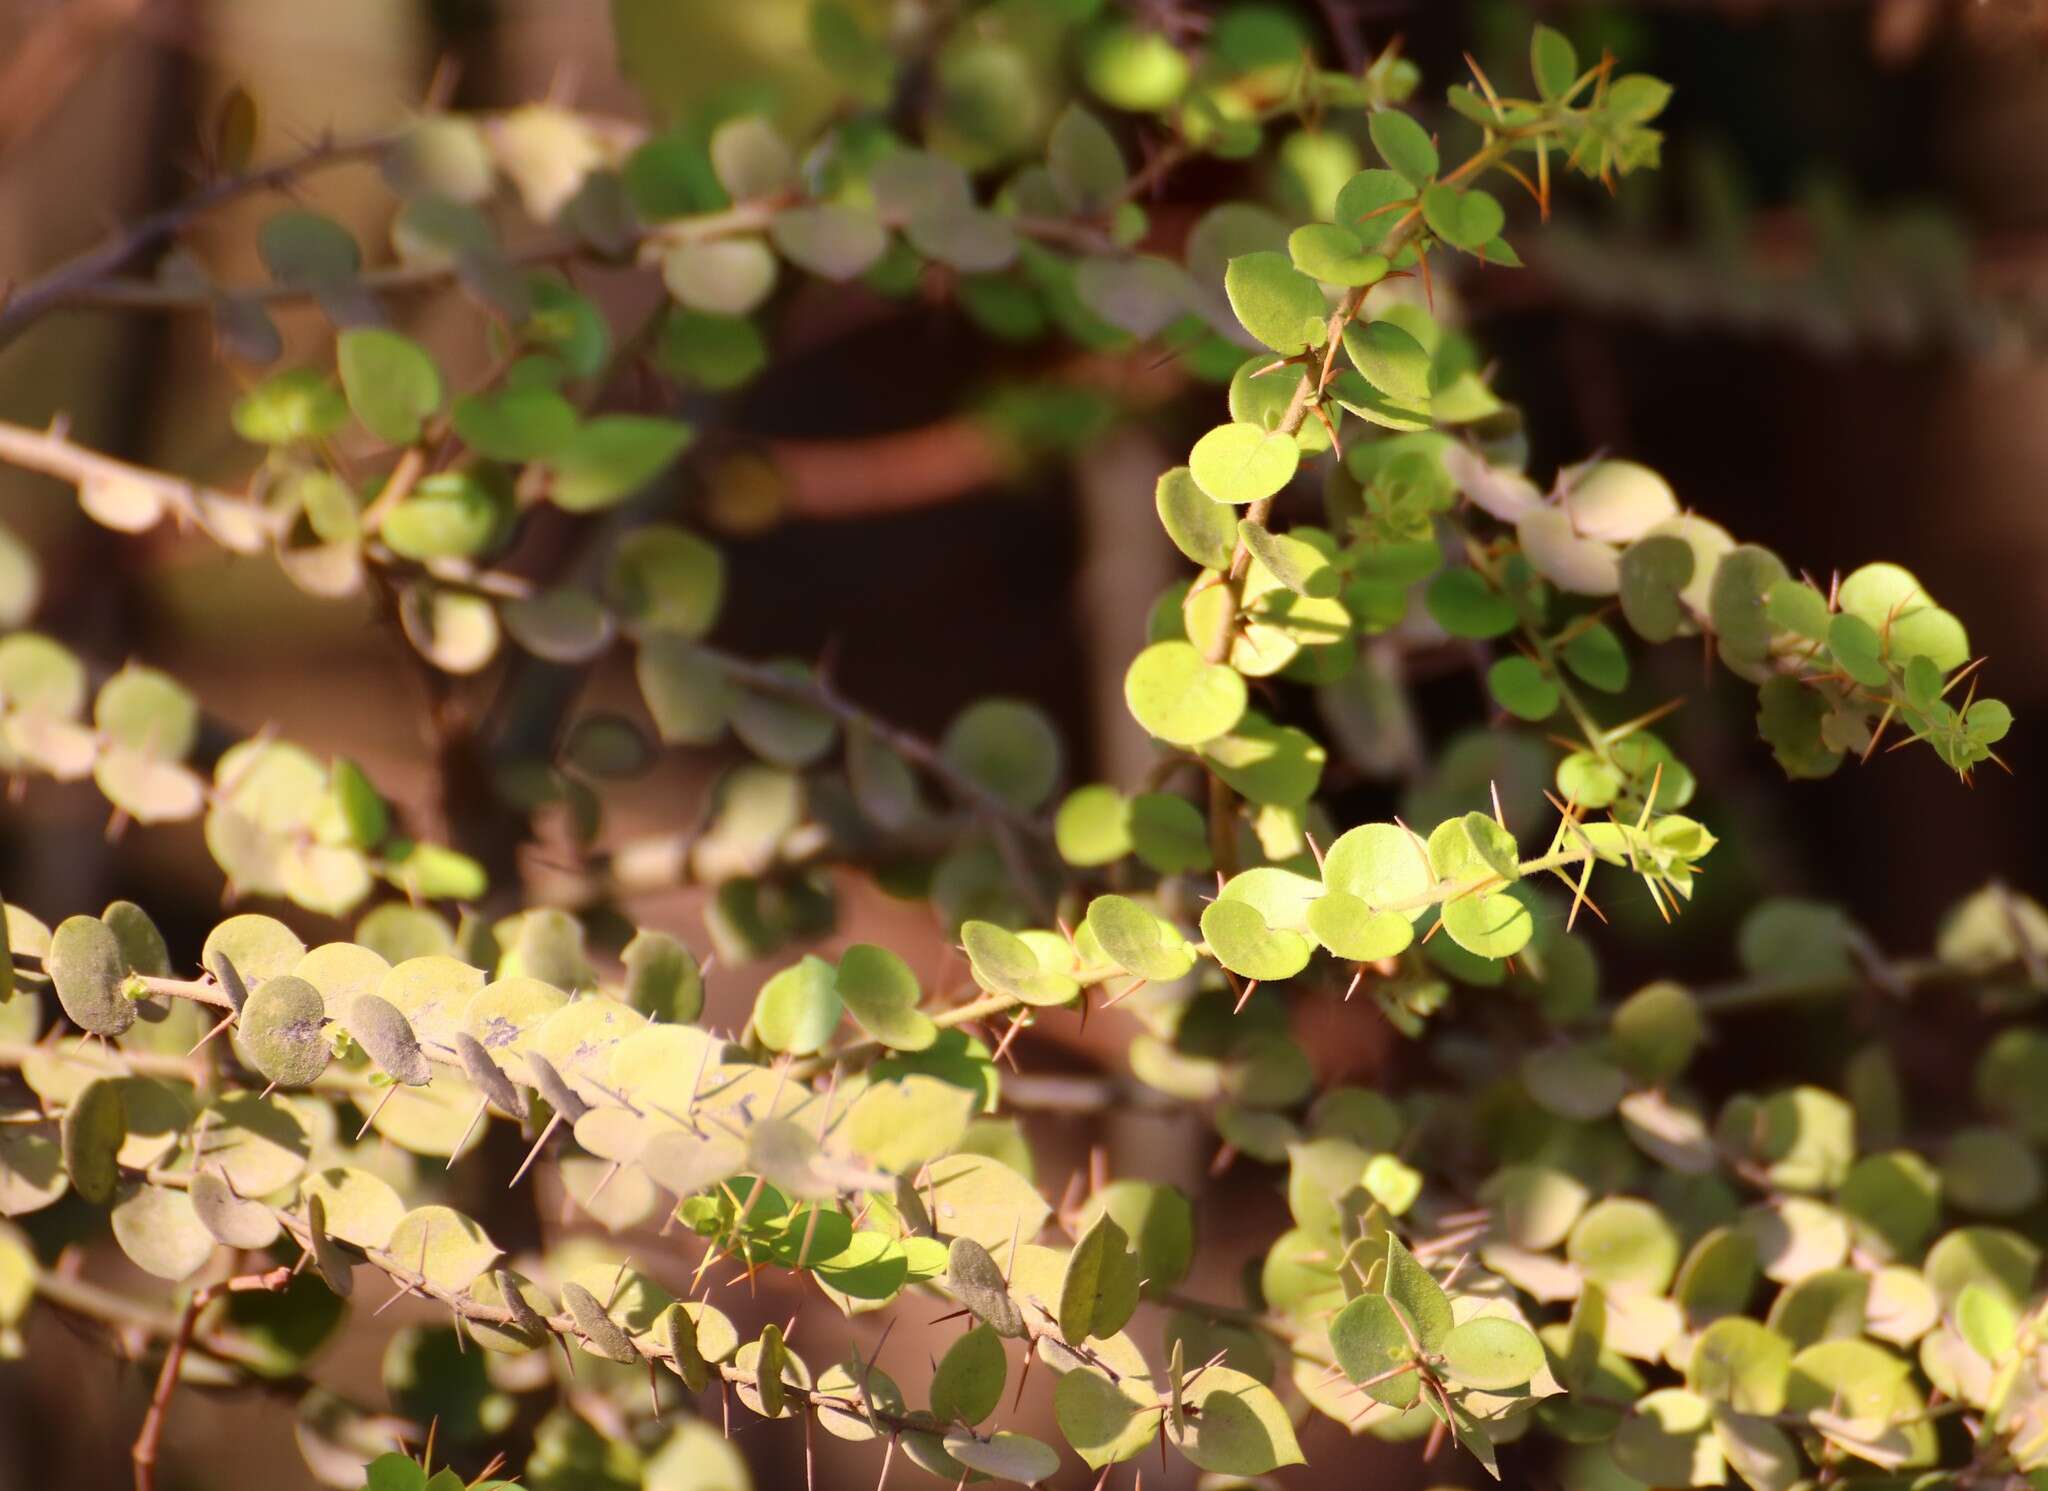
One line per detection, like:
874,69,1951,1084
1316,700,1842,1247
354,1085,398,1141
1463,50,1505,119
1343,967,1364,1002
1600,694,1688,749
988,1013,1029,1068
583,1160,623,1208
1939,654,1988,698
1232,979,1259,1014
507,1110,564,1188
447,1096,491,1167
1100,977,1146,1009
187,1011,237,1056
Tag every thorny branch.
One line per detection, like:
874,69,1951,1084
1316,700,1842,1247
131,1266,292,1491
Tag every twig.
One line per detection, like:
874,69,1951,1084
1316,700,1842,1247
131,1266,291,1491
0,128,400,348
0,418,279,550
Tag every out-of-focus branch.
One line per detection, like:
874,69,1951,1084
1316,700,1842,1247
130,1266,292,1491
0,126,399,349
0,0,157,158
0,415,273,537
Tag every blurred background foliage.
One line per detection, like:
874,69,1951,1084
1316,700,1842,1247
3,0,2048,1485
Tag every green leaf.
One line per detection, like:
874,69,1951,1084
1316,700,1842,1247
59,1077,124,1205
1923,1225,2039,1310
656,309,767,391
1123,641,1247,746
930,1322,1007,1426
1569,1197,1681,1293
609,524,724,638
941,699,1061,811
1189,422,1300,504
451,388,577,462
1335,168,1416,248
1828,613,1890,688
1329,1293,1421,1404
1059,1211,1140,1343
1531,24,1579,100
1689,1318,1792,1414
95,665,197,760
238,974,330,1087
941,1430,1060,1486
1047,104,1127,215
1421,184,1505,251
1237,521,1335,599
1085,895,1196,983
386,1205,499,1293
1563,621,1630,692
522,279,610,376
771,204,888,281
1610,980,1703,1084
728,661,838,767
1344,319,1432,404
1054,1364,1156,1468
1198,713,1325,807
1166,1365,1303,1476
346,992,431,1086
548,415,693,512
48,915,135,1038
1223,251,1328,355
1766,577,1831,641
708,116,794,199
337,329,443,445
1382,1236,1452,1351
844,1075,974,1172
1425,568,1516,638
662,238,778,315
947,1236,1024,1337
1201,898,1311,981
232,369,348,445
259,210,359,286
1154,465,1238,570
1368,110,1438,187
381,471,505,561
1613,1388,1724,1488
112,1184,216,1280
1441,1316,1544,1390
961,921,1076,1006
752,955,842,1055
834,944,936,1052
1941,1126,2041,1216
1052,785,1132,868
1305,890,1413,961
1487,656,1558,721
1606,74,1674,125
363,1454,429,1491
1287,223,1386,287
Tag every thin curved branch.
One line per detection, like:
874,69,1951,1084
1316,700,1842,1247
0,128,401,349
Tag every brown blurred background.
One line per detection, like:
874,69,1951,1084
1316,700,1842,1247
3,0,2048,1486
